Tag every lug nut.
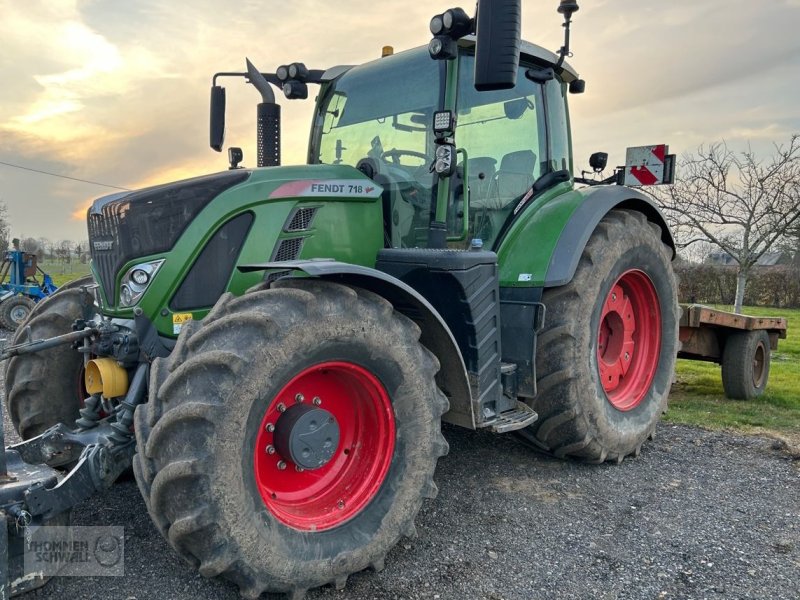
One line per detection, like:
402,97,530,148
295,393,305,403
277,460,287,470
611,293,617,302
266,445,275,455
313,397,322,406
277,403,286,413
295,465,304,472
337,500,345,509
624,352,630,361
265,423,275,432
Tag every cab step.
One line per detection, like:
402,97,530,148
485,401,538,433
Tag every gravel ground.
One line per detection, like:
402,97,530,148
0,347,797,599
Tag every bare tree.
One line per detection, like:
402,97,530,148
0,202,10,252
650,135,800,313
19,237,39,254
37,237,52,260
55,240,73,264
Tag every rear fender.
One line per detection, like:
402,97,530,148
544,186,675,287
497,184,675,288
239,260,475,428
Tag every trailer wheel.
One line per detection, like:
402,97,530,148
133,279,448,598
721,330,771,400
0,296,35,331
4,276,94,439
518,209,679,463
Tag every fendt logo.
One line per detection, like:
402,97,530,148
93,241,114,251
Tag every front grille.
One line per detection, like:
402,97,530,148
87,171,249,303
285,207,317,232
272,238,305,262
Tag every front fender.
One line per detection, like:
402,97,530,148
239,260,475,429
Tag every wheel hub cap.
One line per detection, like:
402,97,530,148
10,306,28,323
273,404,340,470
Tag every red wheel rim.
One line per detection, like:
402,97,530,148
597,269,662,411
253,361,395,531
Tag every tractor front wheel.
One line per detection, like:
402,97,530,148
518,209,679,463
132,279,448,598
0,296,35,331
5,276,94,439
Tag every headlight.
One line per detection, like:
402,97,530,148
131,269,149,285
119,260,164,307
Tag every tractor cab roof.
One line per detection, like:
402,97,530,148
320,37,579,86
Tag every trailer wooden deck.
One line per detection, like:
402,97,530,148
677,304,788,399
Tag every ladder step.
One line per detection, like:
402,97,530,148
485,401,538,433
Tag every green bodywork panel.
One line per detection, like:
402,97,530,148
495,181,581,287
97,164,384,337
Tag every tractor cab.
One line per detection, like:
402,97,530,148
308,39,579,251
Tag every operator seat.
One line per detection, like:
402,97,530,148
484,150,537,209
469,150,536,241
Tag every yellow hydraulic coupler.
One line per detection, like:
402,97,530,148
85,358,129,399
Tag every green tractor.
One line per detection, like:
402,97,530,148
0,1,678,597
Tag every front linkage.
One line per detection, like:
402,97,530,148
0,312,149,597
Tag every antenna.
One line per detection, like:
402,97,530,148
555,1,579,70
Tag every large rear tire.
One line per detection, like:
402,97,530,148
132,279,448,598
518,209,679,463
4,276,94,439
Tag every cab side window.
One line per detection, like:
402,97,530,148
454,54,547,247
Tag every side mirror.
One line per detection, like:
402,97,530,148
474,0,521,91
589,152,608,172
210,85,226,152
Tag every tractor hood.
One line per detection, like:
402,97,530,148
87,164,382,305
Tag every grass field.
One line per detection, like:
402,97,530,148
39,261,91,287
666,305,800,441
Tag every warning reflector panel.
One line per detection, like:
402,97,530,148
623,144,675,187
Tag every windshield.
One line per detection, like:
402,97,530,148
310,48,442,169
310,48,444,248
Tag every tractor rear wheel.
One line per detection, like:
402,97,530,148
0,296,35,331
132,279,448,598
518,209,679,463
5,276,94,439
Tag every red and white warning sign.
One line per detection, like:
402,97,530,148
624,144,674,187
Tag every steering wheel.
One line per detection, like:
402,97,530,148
380,149,430,166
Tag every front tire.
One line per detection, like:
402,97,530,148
132,279,448,598
5,276,94,439
518,209,679,463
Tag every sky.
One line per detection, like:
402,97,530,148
1,0,799,242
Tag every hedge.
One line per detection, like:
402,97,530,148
675,263,800,308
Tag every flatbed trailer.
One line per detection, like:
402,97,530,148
677,304,788,399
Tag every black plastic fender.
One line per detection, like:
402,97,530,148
238,260,475,428
544,186,676,287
